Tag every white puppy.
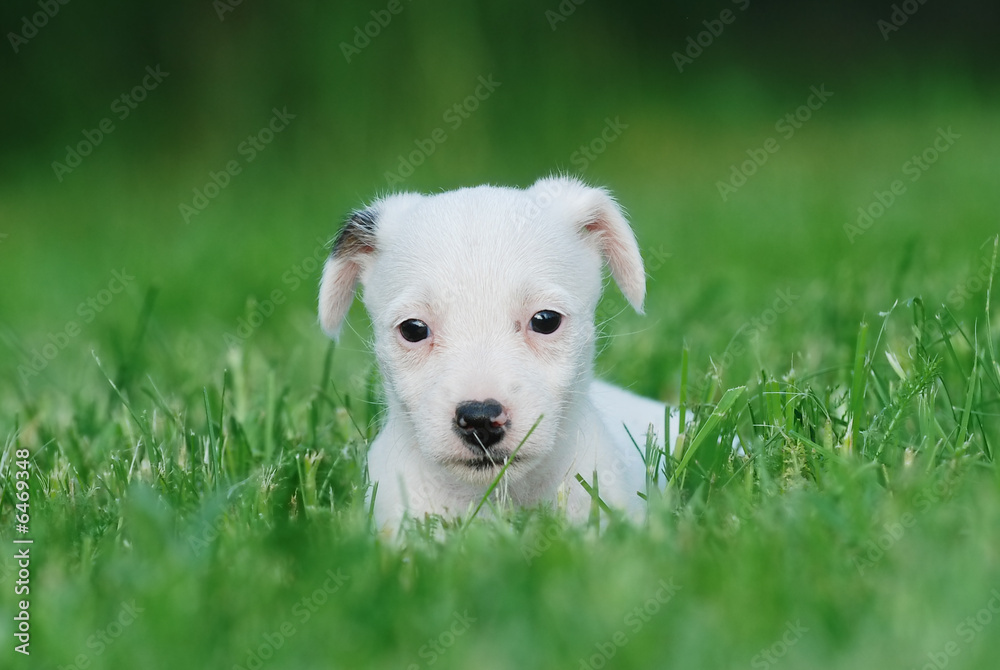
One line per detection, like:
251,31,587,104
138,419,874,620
319,176,675,531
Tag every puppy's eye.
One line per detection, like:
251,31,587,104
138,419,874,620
529,310,562,335
398,319,430,343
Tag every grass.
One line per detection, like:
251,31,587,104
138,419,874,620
4,296,1000,670
3,86,1000,669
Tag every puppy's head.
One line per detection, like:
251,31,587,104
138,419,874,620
319,176,646,484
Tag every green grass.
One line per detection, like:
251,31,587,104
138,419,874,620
3,84,1000,669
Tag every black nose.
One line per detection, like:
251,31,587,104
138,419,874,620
454,399,508,449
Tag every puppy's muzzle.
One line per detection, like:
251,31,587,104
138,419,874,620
454,399,508,450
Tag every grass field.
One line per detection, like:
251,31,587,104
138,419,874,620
3,12,1000,667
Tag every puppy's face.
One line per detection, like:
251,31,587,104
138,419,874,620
319,177,646,485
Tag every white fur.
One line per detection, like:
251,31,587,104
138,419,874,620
319,176,678,532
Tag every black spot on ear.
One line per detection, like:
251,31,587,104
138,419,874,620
330,209,378,259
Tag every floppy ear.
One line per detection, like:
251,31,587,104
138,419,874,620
318,209,379,339
319,193,424,339
530,176,647,313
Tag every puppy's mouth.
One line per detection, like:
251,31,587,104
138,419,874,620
448,452,520,471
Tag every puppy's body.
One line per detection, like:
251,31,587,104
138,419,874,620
319,177,674,532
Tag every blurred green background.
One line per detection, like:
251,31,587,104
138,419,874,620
2,0,999,403
3,3,1000,669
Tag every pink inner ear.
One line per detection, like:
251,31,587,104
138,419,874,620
319,255,362,339
582,209,646,313
319,211,380,339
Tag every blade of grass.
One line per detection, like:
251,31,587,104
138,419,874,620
957,333,978,448
93,351,160,466
111,285,158,399
667,386,745,491
983,236,998,368
848,321,870,455
464,414,543,528
678,343,689,447
575,471,613,527
203,387,218,480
